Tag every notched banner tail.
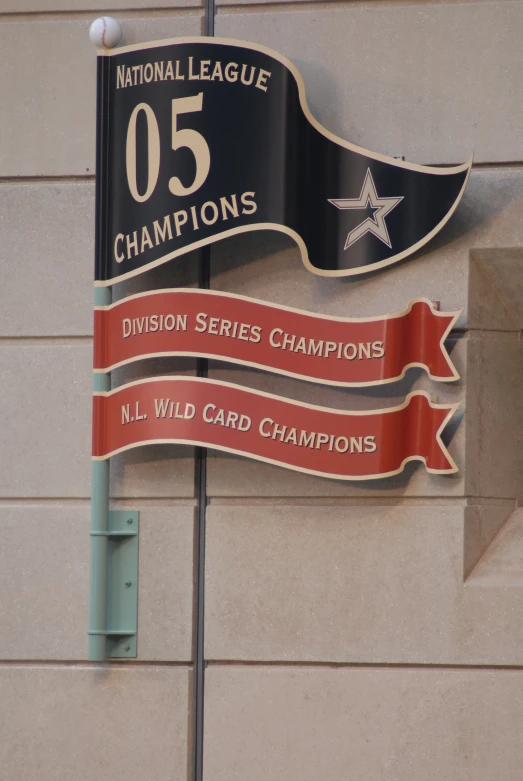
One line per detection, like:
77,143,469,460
95,37,472,285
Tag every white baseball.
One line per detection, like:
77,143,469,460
89,17,122,49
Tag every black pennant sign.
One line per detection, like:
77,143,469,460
95,37,471,285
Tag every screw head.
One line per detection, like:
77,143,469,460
127,518,133,525
124,644,131,652
125,581,132,587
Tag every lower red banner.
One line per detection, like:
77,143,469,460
92,377,458,480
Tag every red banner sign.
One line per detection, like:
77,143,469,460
92,377,458,480
93,291,459,387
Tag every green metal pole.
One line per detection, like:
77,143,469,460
88,285,111,661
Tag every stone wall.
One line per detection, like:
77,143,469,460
1,2,523,780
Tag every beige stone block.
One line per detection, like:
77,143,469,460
0,15,203,176
136,504,195,661
0,344,93,497
0,506,89,660
0,1,197,9
469,248,523,331
463,503,511,579
110,443,196,499
0,665,191,781
205,503,523,664
468,507,523,585
0,182,94,336
0,504,194,661
204,665,523,781
210,167,523,330
216,3,523,164
206,335,466,498
468,250,518,331
0,345,195,498
216,0,310,3
465,331,523,500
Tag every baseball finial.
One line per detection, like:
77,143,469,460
89,17,122,49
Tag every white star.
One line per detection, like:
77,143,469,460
328,168,403,250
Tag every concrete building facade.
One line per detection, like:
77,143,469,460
1,1,523,780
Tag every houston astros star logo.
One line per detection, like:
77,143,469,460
328,169,403,250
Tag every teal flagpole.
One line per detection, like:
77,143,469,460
88,39,113,662
88,285,111,662
87,26,139,662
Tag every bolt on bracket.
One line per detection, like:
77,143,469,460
88,509,139,659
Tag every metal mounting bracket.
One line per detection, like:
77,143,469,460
89,509,139,659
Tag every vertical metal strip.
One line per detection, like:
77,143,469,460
193,438,207,781
89,56,112,662
193,264,211,778
194,3,215,778
204,0,215,36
